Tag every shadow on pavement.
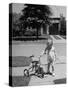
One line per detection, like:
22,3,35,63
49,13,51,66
53,78,66,84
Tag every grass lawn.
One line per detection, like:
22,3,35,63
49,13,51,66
9,56,32,67
9,56,32,86
12,35,49,41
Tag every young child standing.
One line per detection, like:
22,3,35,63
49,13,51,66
45,38,56,76
40,38,56,76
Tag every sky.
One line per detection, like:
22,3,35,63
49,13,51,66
12,3,66,18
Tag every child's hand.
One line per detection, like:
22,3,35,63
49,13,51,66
39,55,42,58
44,52,46,54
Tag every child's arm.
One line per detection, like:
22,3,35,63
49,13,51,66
54,47,57,61
40,46,48,57
44,45,48,54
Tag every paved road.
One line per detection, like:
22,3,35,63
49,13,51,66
12,43,66,57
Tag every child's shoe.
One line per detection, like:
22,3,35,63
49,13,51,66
52,73,55,77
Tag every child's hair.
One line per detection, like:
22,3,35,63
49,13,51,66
47,38,53,48
29,55,34,58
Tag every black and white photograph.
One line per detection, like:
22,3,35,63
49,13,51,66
9,3,66,87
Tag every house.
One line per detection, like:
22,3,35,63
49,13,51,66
40,17,61,35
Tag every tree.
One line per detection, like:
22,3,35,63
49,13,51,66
12,13,23,37
20,4,52,38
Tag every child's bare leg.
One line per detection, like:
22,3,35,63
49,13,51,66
51,62,54,72
52,65,54,73
51,63,55,76
47,62,51,73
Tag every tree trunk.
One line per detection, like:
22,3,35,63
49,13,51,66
36,28,38,39
40,26,43,35
46,25,49,35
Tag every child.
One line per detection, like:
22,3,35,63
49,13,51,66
41,38,56,76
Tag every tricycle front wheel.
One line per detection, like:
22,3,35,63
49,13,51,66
24,69,29,77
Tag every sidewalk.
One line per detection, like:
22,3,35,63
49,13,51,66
28,63,66,86
50,35,66,43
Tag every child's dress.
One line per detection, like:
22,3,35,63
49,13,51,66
40,46,56,65
47,46,56,64
39,49,48,72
